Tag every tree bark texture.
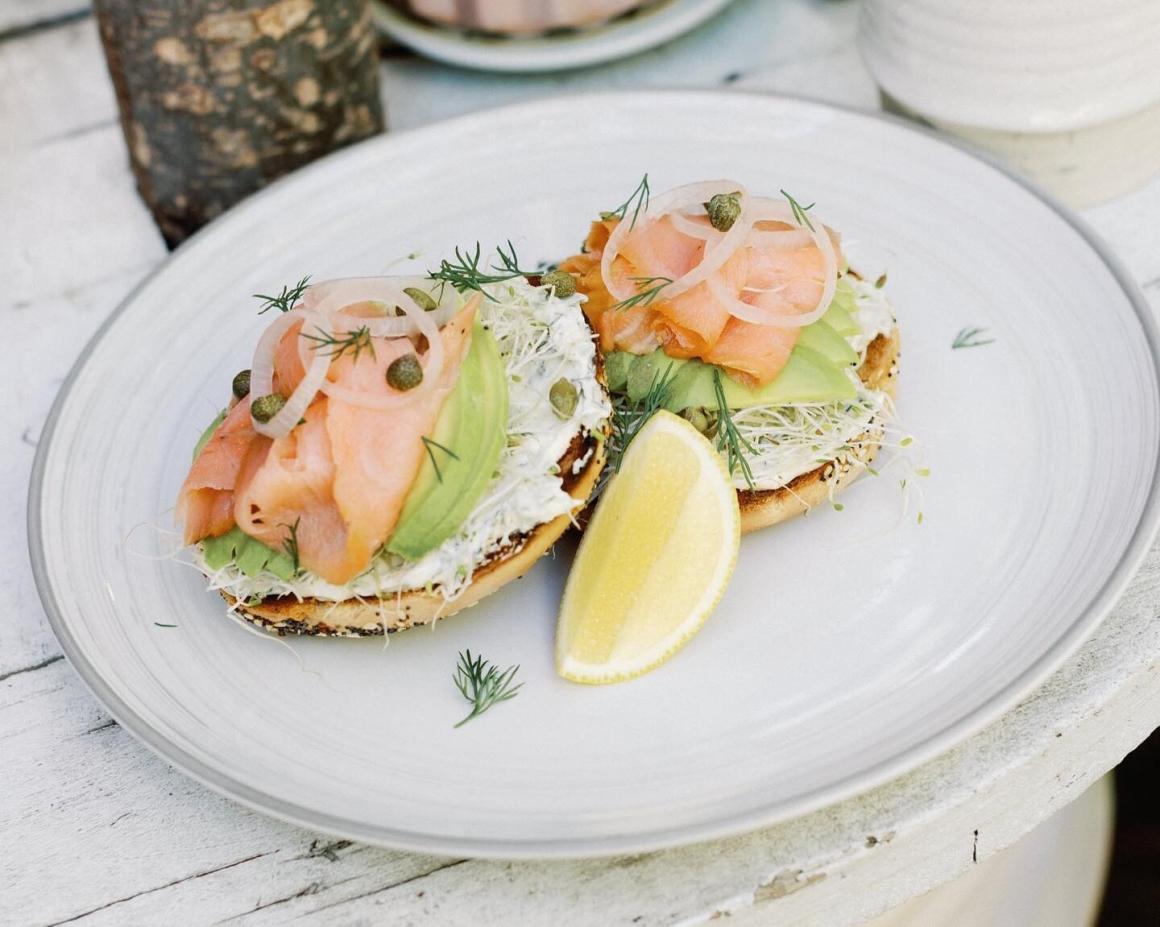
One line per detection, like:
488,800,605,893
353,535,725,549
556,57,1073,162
94,0,384,247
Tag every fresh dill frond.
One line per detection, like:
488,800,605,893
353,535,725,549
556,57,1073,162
609,364,677,471
281,517,302,576
452,649,523,728
712,368,756,489
428,242,532,295
421,436,459,483
952,326,994,349
780,189,816,232
495,239,528,276
601,174,651,230
254,275,311,315
613,275,674,311
301,324,376,361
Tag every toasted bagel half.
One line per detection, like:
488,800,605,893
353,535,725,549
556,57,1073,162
225,386,609,637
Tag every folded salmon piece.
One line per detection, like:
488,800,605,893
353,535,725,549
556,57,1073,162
653,248,748,358
181,303,475,585
564,212,838,387
704,312,798,386
324,306,474,583
177,399,267,545
233,399,348,579
562,218,662,355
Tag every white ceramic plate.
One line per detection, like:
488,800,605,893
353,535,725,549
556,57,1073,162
29,92,1160,859
370,0,735,73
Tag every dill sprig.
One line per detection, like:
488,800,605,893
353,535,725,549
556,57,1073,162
301,325,376,361
281,517,302,576
254,276,311,314
613,275,674,311
952,326,994,349
601,174,651,230
452,649,523,728
609,364,677,471
780,189,816,232
712,368,756,489
421,436,459,483
427,241,532,295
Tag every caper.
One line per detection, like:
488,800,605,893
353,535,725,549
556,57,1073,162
706,192,741,232
387,353,423,391
680,406,714,435
251,393,286,423
541,270,577,299
403,286,437,311
549,377,578,419
232,369,251,400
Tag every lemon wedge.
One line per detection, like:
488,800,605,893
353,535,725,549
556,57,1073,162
556,410,741,684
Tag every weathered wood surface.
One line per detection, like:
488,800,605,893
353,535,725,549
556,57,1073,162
3,3,1160,925
93,0,383,246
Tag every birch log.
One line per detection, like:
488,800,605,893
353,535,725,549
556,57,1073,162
93,0,384,247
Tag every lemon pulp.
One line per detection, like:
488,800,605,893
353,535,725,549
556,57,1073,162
556,411,740,684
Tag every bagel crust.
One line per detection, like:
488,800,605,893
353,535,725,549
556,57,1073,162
223,336,610,637
225,430,605,636
738,325,900,533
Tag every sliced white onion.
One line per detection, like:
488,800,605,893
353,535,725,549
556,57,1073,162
317,294,449,411
304,278,444,367
304,276,460,335
251,308,333,440
249,307,304,401
711,196,837,328
247,277,466,435
599,180,753,303
668,210,720,241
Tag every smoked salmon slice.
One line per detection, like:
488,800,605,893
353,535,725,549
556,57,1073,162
323,306,474,583
180,303,476,585
177,399,265,545
653,248,748,358
564,210,840,387
233,399,349,580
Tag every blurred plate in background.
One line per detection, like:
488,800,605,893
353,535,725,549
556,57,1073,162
371,0,736,73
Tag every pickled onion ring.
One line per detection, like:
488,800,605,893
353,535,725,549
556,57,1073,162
712,197,837,327
599,180,753,303
250,308,332,439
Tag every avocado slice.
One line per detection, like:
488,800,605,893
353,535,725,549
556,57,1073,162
610,338,856,412
796,318,859,366
820,278,860,337
386,323,508,562
202,526,296,580
604,351,633,393
666,347,856,409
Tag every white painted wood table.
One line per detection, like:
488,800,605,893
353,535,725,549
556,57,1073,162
4,1,1160,924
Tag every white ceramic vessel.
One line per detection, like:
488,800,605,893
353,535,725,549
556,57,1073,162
858,0,1160,206
28,92,1160,858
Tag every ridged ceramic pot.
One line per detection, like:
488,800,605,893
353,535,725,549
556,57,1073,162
392,0,653,34
858,0,1160,206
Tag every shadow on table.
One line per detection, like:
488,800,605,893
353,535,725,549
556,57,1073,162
1098,727,1160,925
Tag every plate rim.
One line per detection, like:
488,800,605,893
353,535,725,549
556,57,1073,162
369,0,737,73
27,89,1160,859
